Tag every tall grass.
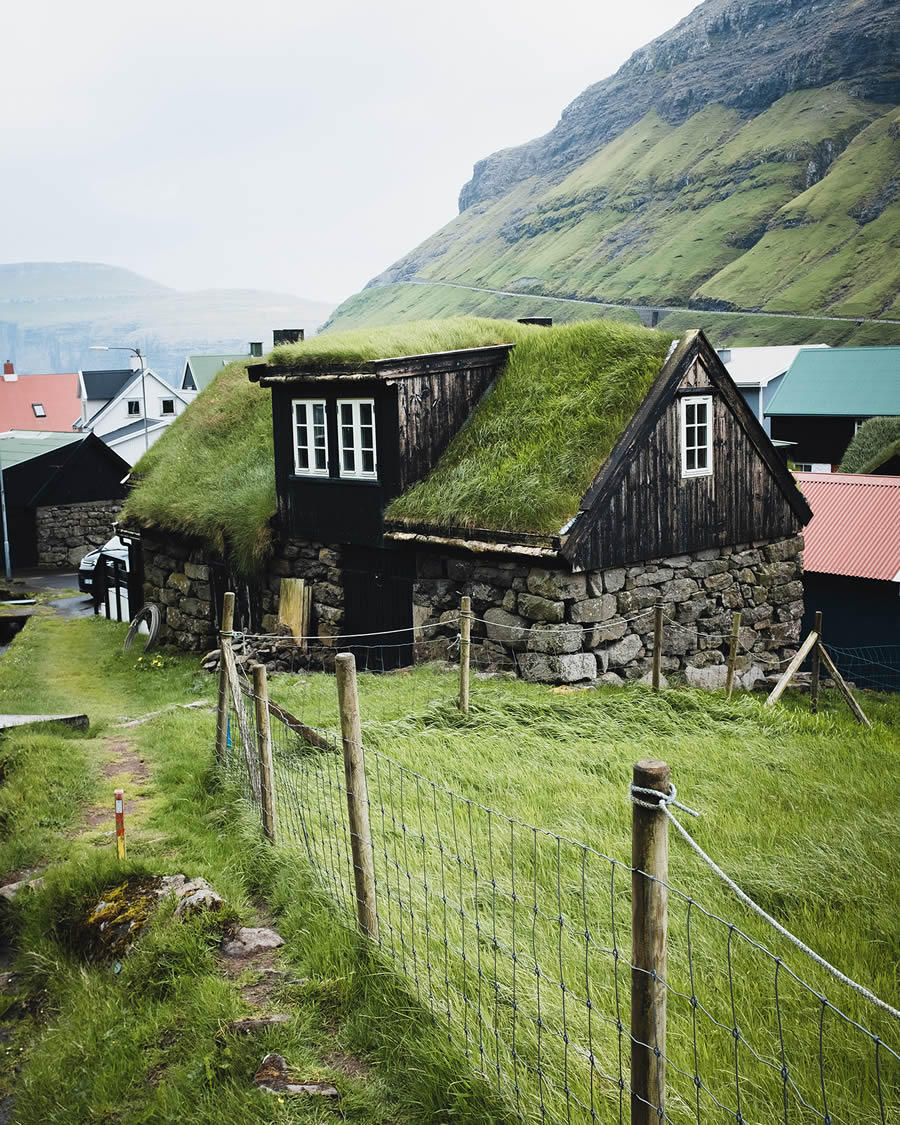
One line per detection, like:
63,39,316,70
246,665,900,1123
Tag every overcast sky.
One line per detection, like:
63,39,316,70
3,0,701,304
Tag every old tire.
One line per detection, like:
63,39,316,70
123,603,162,653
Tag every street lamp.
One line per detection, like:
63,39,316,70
89,344,150,454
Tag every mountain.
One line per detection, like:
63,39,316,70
326,0,900,345
0,263,335,384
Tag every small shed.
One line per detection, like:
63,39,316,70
0,430,129,569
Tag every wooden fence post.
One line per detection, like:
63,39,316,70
631,759,669,1125
651,600,663,691
816,643,872,729
253,663,277,841
810,610,823,714
336,652,379,940
459,595,472,713
765,629,818,707
725,611,741,698
215,591,235,769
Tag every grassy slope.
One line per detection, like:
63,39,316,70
386,320,671,532
3,617,899,1122
0,616,509,1125
253,661,900,1123
325,282,900,347
327,85,899,332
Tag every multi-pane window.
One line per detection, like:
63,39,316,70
680,395,713,477
293,400,328,475
32,403,46,417
338,399,377,479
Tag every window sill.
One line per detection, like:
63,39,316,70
289,474,381,488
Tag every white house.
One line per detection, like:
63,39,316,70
716,345,830,438
76,357,193,465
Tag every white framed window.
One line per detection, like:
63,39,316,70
338,398,377,479
32,403,46,417
161,398,175,415
127,400,141,416
680,395,713,477
292,399,328,475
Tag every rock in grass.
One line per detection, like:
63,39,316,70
0,876,45,902
254,1053,339,1097
222,927,285,957
226,1015,291,1034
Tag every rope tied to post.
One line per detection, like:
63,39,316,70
628,782,701,819
629,779,900,1022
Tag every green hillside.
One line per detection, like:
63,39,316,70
326,0,900,338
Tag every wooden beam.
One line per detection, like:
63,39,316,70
765,630,818,707
817,644,872,729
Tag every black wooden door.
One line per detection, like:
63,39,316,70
342,546,414,670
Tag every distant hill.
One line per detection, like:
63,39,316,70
0,263,335,384
326,0,900,345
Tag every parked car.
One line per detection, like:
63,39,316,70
78,535,129,593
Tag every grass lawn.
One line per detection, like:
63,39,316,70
246,659,900,1124
2,616,898,1123
0,616,510,1124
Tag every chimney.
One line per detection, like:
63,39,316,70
517,317,552,328
273,329,304,346
3,361,15,381
249,341,264,358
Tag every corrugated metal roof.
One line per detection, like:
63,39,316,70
0,430,83,469
795,472,900,582
767,347,900,417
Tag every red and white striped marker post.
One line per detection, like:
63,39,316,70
114,789,126,860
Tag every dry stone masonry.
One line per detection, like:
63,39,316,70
411,535,805,690
139,529,804,689
35,500,122,568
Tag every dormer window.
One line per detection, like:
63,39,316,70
681,395,712,478
338,399,376,479
293,400,328,475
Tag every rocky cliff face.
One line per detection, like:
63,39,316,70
458,0,900,211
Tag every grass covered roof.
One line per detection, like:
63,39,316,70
123,317,671,573
839,415,900,474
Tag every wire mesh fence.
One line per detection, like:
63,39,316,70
221,649,900,1125
826,645,900,694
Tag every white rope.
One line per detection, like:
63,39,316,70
630,784,900,1022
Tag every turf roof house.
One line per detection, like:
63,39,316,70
228,325,811,686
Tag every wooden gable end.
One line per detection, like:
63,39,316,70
562,331,812,572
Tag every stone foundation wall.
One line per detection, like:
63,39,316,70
140,532,345,654
139,527,804,689
36,500,122,568
412,535,805,689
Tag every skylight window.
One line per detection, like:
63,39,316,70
32,403,46,417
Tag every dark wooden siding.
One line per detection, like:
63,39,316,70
269,354,503,544
394,361,502,492
568,356,805,570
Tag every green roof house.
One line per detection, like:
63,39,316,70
126,318,812,687
766,346,900,471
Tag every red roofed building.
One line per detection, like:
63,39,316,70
1,362,80,431
796,472,900,691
